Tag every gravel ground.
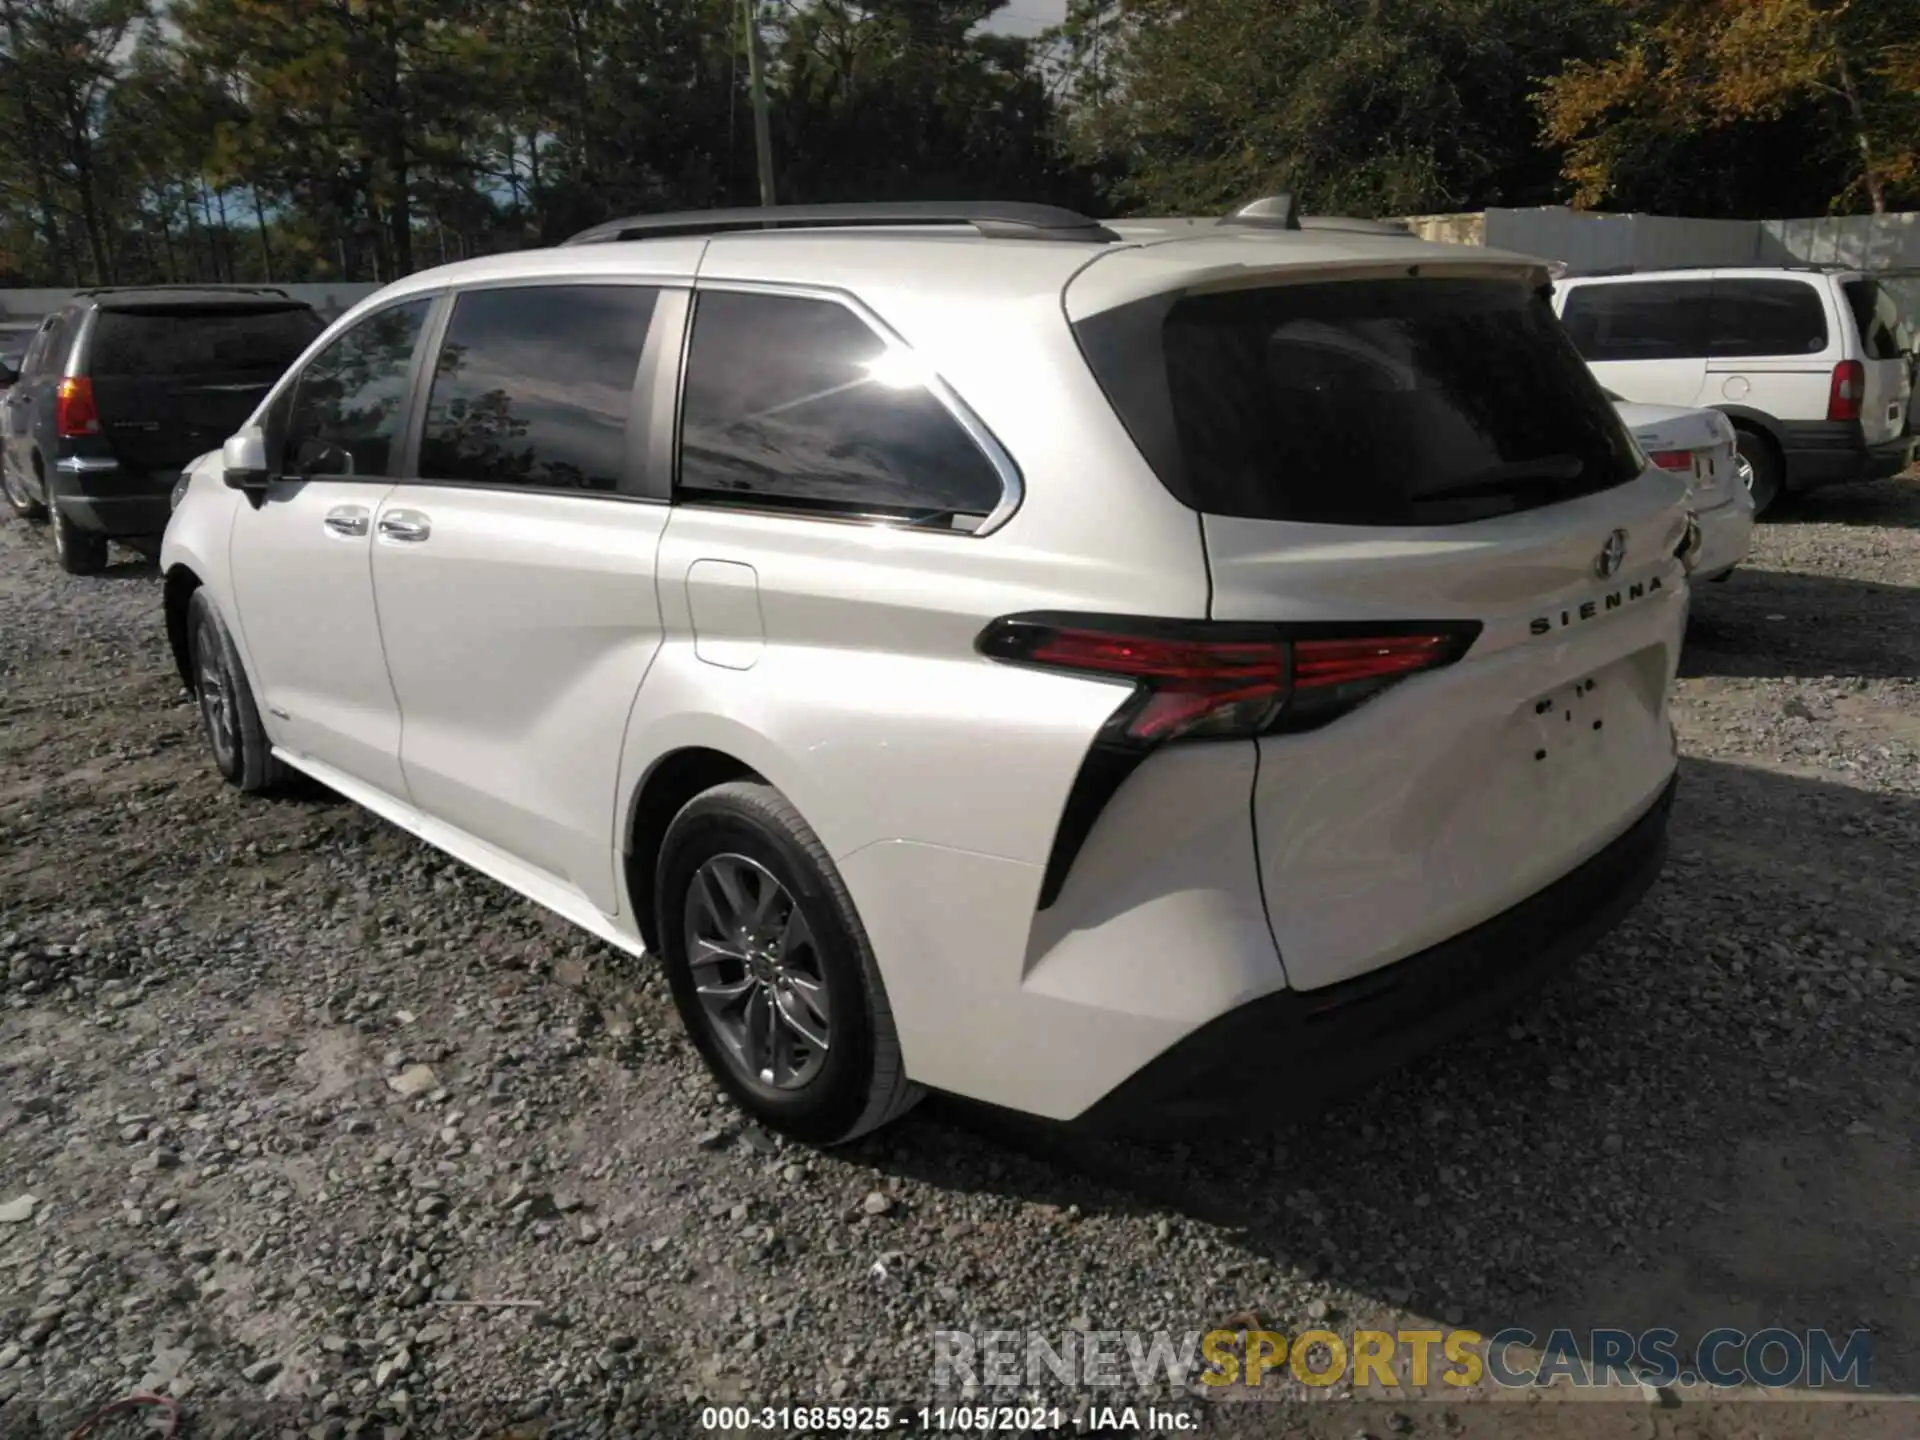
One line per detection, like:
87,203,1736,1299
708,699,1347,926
2,479,1917,1439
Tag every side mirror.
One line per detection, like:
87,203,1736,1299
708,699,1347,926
222,429,271,492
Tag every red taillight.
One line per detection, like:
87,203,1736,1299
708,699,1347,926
55,376,99,437
979,616,1478,745
1828,360,1864,423
1646,449,1694,473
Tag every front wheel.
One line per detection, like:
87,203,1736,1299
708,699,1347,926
656,781,920,1145
187,589,283,793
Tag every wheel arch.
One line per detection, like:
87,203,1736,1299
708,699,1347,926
622,745,767,953
1711,403,1785,452
163,563,203,694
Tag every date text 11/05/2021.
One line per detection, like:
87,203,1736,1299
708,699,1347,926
696,1405,1194,1432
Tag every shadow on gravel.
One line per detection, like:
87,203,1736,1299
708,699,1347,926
78,552,161,581
1778,477,1920,531
876,757,1920,1394
1684,569,1920,680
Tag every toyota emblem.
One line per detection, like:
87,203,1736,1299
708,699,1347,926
1594,529,1629,579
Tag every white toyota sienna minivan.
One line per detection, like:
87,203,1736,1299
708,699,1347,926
161,199,1698,1144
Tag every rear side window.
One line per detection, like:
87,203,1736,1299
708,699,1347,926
419,284,658,494
1708,279,1827,357
281,299,431,478
90,306,322,378
1560,281,1712,361
1843,279,1906,361
25,315,69,376
1076,277,1643,527
677,290,1006,527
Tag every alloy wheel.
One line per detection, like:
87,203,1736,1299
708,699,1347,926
682,853,832,1090
1736,452,1756,495
195,620,238,770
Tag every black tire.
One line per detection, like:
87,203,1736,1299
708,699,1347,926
656,781,920,1144
186,588,283,793
1735,427,1784,518
49,501,108,574
1,458,44,521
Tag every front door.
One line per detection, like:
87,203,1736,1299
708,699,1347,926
228,295,436,799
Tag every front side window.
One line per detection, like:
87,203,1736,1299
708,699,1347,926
281,298,431,478
677,289,1006,527
1709,279,1828,358
418,284,658,493
1559,281,1713,362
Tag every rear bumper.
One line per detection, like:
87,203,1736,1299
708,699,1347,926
1068,772,1676,1135
1780,421,1914,491
53,490,171,538
1692,493,1754,581
50,457,172,537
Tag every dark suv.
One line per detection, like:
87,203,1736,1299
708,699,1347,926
1,286,323,572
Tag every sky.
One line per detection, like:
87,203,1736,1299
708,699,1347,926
986,0,1067,36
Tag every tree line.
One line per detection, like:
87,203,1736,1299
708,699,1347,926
0,0,1914,289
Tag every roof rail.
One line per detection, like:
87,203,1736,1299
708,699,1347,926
1220,195,1302,231
1559,261,1878,279
562,202,1122,246
70,283,293,298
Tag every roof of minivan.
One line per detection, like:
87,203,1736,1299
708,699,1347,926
366,225,1551,324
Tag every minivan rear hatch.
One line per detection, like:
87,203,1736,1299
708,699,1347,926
1067,247,1689,992
88,302,322,474
1841,277,1915,444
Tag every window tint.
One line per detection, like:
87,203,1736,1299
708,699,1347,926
419,285,657,493
1559,281,1712,362
282,299,431,478
1843,280,1906,361
90,306,322,378
1076,277,1643,527
1709,279,1827,357
26,316,68,376
678,290,1005,526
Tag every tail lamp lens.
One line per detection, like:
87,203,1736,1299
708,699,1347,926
979,616,1478,746
55,376,100,437
1646,449,1694,473
1828,360,1864,423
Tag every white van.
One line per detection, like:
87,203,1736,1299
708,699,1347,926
1553,267,1914,514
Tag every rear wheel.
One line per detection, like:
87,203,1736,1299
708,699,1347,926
1734,428,1783,518
656,781,920,1145
187,589,283,792
50,501,108,574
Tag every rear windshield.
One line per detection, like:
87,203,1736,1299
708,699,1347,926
1075,276,1643,527
1843,279,1908,361
91,306,323,378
